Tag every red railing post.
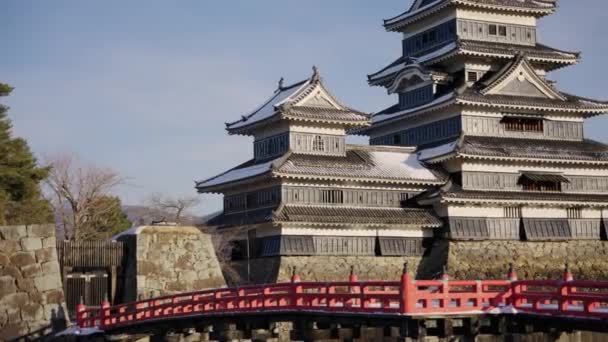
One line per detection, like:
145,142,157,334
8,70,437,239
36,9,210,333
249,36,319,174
400,262,414,314
291,267,302,308
76,296,87,328
507,263,518,308
291,266,300,283
560,263,574,313
100,296,111,329
441,266,450,312
349,266,360,307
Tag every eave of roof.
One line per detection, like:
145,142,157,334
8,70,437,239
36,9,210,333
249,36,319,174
272,204,443,227
226,68,370,136
368,41,579,87
383,0,555,32
441,190,608,206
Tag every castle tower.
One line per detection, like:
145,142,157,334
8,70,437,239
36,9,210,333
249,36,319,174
197,68,444,283
359,0,608,243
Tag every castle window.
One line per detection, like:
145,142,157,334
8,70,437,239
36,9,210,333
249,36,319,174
246,193,259,208
518,172,569,192
321,190,344,204
567,208,582,219
499,26,507,37
504,207,522,218
501,116,544,133
467,71,478,83
489,24,497,35
312,135,324,152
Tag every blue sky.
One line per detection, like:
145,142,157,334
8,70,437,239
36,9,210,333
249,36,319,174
2,0,608,215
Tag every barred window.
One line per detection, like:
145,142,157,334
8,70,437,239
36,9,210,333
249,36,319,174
567,208,582,219
312,135,324,152
504,207,522,218
502,117,544,133
321,190,344,204
467,71,478,83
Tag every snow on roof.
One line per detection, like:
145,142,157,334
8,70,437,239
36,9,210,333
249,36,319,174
112,225,145,240
417,139,459,161
197,158,277,189
385,0,444,26
370,149,440,180
370,43,457,82
228,80,310,130
372,92,456,125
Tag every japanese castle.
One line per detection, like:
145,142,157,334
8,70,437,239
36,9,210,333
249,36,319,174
196,0,608,281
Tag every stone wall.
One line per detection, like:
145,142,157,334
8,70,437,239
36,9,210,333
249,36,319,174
225,255,442,285
223,239,608,285
443,240,608,280
0,224,66,340
119,226,226,302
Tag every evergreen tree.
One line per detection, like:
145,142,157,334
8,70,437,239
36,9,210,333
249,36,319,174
81,196,132,240
0,82,53,225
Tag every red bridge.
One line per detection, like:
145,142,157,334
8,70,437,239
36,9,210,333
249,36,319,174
76,264,608,335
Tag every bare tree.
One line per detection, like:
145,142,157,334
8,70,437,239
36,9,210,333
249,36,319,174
44,154,125,240
146,193,201,225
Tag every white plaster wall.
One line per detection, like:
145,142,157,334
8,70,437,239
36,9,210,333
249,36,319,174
456,8,537,26
461,161,608,177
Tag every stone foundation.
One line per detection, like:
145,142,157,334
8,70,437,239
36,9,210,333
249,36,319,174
119,226,226,302
0,224,67,341
224,254,444,285
443,240,608,280
224,239,608,285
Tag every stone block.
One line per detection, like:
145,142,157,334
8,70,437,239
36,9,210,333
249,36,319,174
0,253,9,267
9,251,36,268
16,277,35,293
42,236,56,248
34,274,62,292
0,309,7,329
41,260,60,275
0,225,27,240
44,289,65,304
20,237,43,251
0,275,17,296
0,292,29,308
7,306,21,324
0,323,29,341
21,263,42,278
0,240,20,255
35,247,57,263
21,303,44,322
26,224,55,238
179,270,199,284
0,265,22,280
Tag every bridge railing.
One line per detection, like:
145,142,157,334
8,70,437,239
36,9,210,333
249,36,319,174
76,264,608,329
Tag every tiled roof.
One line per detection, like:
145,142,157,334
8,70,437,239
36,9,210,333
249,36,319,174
441,188,608,204
418,182,608,205
226,68,369,135
460,136,608,162
206,208,275,229
197,145,444,193
195,158,276,192
273,205,443,227
384,0,555,31
459,40,579,64
284,106,370,123
275,145,445,184
368,41,578,87
457,90,608,114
